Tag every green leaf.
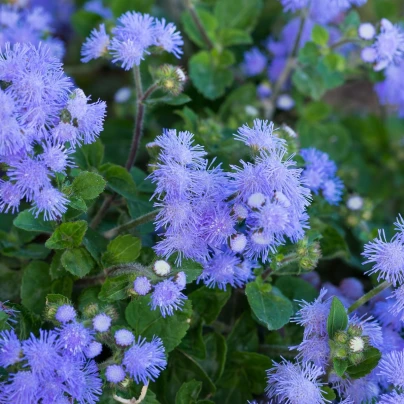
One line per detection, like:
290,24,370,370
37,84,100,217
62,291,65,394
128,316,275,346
333,358,348,377
227,311,258,353
171,259,203,284
245,283,293,330
175,380,202,404
179,322,206,360
197,332,227,382
13,210,55,233
218,29,252,46
125,297,192,352
45,221,88,250
99,274,135,301
7,303,41,340
21,261,52,314
292,67,325,100
189,50,235,100
50,276,73,298
214,0,263,31
61,247,95,278
102,235,141,267
301,101,331,122
181,8,218,49
320,225,349,260
346,347,382,379
83,227,109,263
216,351,271,404
322,387,337,402
50,250,67,280
275,276,318,311
189,286,231,324
327,297,348,338
72,171,106,200
298,42,321,65
73,139,104,169
68,196,87,212
100,163,137,200
0,263,22,302
311,25,329,46
145,94,191,106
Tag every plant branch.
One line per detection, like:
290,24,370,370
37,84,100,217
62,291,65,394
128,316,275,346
348,280,391,314
103,209,161,239
264,13,306,120
125,66,145,171
90,194,115,229
185,0,214,50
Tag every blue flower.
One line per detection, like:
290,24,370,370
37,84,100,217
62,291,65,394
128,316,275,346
81,23,110,63
58,322,94,357
150,279,187,317
0,329,21,368
115,329,135,346
134,276,152,296
153,18,183,58
242,47,267,77
55,305,77,324
122,336,167,384
106,364,126,383
0,370,39,403
378,349,404,388
92,313,112,332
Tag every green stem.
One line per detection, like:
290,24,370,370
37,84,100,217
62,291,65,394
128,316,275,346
264,11,306,120
89,194,115,229
348,280,391,314
329,37,362,51
103,209,161,239
185,0,214,50
125,65,145,170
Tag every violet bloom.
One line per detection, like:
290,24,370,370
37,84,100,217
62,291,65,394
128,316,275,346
92,313,112,332
266,359,327,404
106,364,126,383
150,279,187,317
134,276,152,295
58,321,94,356
0,329,22,368
242,47,267,77
153,18,183,58
55,304,77,323
115,329,135,346
362,229,404,286
0,370,39,403
81,23,110,62
122,336,167,384
378,349,404,388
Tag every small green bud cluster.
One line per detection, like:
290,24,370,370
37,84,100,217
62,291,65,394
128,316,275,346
155,64,187,95
296,238,321,271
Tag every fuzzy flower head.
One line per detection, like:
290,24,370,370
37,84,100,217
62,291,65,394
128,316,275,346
85,341,103,359
0,329,21,368
115,329,135,347
292,288,331,337
0,370,39,403
58,321,93,356
362,229,404,285
106,364,126,383
266,359,327,404
372,19,404,71
242,47,267,77
150,279,187,317
122,336,167,384
81,23,110,62
134,276,152,295
92,313,112,332
55,304,77,323
378,349,404,388
153,18,183,58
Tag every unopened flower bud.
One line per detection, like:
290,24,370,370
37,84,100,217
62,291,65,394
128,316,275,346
347,324,362,337
155,64,186,95
334,331,348,344
349,336,365,353
153,260,171,276
335,347,348,359
247,192,266,209
348,352,364,365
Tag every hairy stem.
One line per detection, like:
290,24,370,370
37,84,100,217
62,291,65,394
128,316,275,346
348,280,391,314
185,0,214,49
125,65,145,170
90,194,115,229
103,209,161,239
264,12,306,120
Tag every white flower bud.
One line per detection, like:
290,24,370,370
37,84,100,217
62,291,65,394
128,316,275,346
114,87,131,103
349,336,365,353
247,193,266,209
153,260,171,276
230,233,247,253
276,94,294,111
347,195,363,211
358,23,376,40
233,204,248,220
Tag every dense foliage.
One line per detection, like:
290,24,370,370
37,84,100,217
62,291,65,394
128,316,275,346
2,0,404,403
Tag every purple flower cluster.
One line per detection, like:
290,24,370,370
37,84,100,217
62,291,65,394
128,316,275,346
133,269,188,318
0,43,106,220
279,0,367,24
300,148,344,205
0,328,102,403
362,19,404,71
81,11,183,69
0,4,64,58
149,120,310,290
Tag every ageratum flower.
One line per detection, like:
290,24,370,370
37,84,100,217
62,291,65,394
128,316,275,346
378,349,404,388
0,370,39,403
122,336,167,384
0,329,22,368
266,359,327,404
55,305,77,324
106,364,126,383
150,279,187,317
92,313,112,332
115,329,135,346
379,391,404,404
0,43,106,221
242,47,267,77
134,276,152,295
362,229,404,285
58,321,94,356
81,23,110,62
